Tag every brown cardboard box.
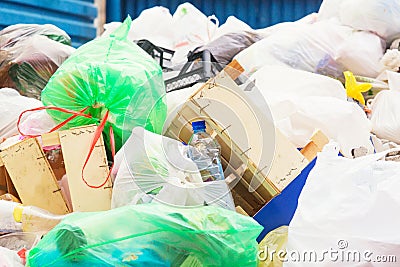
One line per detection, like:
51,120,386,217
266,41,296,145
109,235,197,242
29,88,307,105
0,124,112,214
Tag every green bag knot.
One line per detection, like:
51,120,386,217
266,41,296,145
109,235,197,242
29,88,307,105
110,15,132,41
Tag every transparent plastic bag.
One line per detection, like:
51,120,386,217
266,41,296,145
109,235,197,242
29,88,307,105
41,17,167,153
27,203,262,266
112,127,235,210
371,71,400,144
0,25,74,99
0,24,71,48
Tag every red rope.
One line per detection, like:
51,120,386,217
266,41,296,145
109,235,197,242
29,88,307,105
17,106,115,189
81,110,115,189
17,106,91,138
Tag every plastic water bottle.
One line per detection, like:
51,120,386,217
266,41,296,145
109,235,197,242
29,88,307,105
188,120,225,182
13,205,65,233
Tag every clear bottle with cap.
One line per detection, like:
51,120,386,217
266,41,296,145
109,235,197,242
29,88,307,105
13,205,65,233
188,120,225,182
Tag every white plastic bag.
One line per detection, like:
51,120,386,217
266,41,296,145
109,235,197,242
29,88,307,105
171,3,218,64
285,143,400,266
18,110,57,136
102,7,175,49
236,20,384,77
212,16,252,41
319,0,400,43
0,247,24,267
371,71,400,144
340,0,400,42
273,97,373,157
111,127,235,210
0,88,42,141
335,31,384,77
250,66,373,157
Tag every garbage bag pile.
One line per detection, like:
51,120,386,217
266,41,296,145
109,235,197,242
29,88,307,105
1,0,400,266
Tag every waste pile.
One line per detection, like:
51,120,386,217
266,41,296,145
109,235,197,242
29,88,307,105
0,0,400,266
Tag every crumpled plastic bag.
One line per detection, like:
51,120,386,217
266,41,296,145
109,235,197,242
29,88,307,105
170,2,219,64
318,0,400,43
0,88,42,141
371,71,400,144
103,4,256,66
103,6,175,50
0,24,75,99
27,203,263,267
41,17,167,153
380,49,400,74
235,20,384,78
19,110,57,137
112,127,235,210
0,24,71,47
249,66,373,157
189,31,263,65
0,247,24,267
285,143,400,267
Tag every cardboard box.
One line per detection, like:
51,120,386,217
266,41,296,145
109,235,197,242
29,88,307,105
164,65,328,215
0,124,112,214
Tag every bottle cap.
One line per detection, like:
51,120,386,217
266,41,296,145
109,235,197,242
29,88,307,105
191,120,206,132
13,204,23,223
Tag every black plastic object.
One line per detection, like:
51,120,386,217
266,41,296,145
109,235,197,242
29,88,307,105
135,39,174,70
164,50,223,92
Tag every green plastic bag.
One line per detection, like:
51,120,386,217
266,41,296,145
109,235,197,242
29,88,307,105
41,16,167,152
27,204,262,267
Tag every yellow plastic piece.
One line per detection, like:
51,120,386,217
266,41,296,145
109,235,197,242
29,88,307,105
344,71,372,106
13,204,23,223
258,226,288,267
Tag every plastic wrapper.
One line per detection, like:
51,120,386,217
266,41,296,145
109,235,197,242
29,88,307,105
190,31,263,65
235,20,384,78
0,24,75,99
112,127,235,210
27,203,262,266
0,88,42,141
371,71,400,144
285,143,400,267
249,65,373,157
318,0,400,43
41,17,167,153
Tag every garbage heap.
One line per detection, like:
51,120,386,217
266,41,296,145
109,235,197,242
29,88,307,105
0,1,400,266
